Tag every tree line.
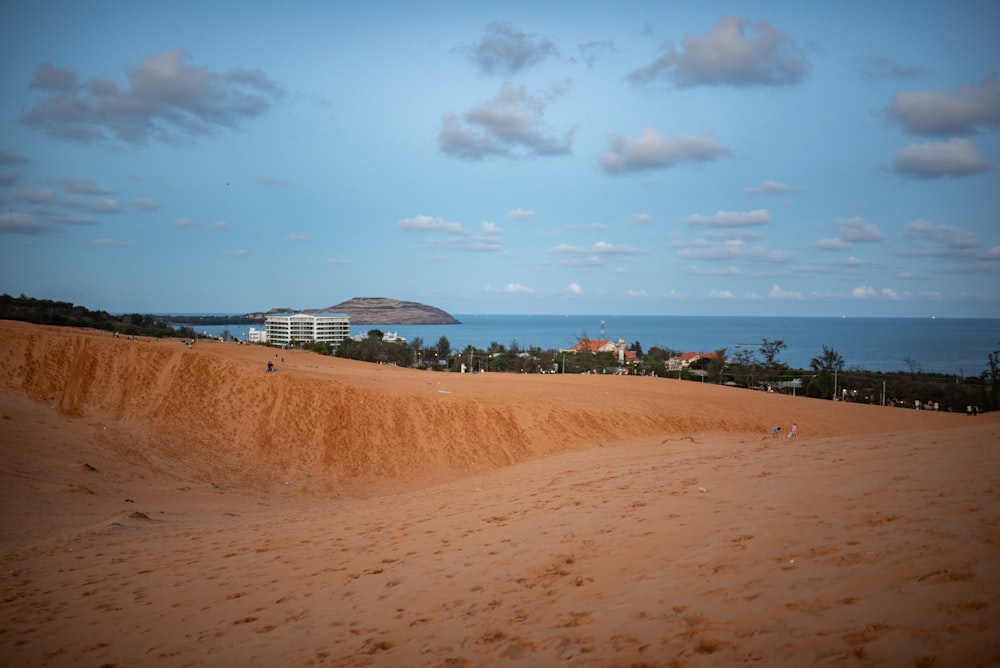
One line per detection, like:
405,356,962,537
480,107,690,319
0,294,197,339
327,330,998,412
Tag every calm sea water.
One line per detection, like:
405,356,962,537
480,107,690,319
190,315,998,376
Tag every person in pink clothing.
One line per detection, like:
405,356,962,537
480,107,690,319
789,422,798,438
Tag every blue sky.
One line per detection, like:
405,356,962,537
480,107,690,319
1,1,998,317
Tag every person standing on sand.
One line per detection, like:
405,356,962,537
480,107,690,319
771,425,781,438
790,422,798,438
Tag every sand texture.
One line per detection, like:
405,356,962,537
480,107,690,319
1,320,998,667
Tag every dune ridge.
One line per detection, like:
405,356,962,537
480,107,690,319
0,320,963,491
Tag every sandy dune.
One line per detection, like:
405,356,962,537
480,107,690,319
1,320,997,666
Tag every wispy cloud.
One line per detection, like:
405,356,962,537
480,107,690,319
677,238,793,263
58,177,116,195
687,209,771,227
577,40,616,69
743,179,802,195
91,238,133,247
21,50,283,145
461,22,557,74
397,215,465,234
0,150,29,165
904,218,981,257
599,127,730,174
627,17,810,87
11,187,56,204
769,284,802,299
855,54,924,82
817,216,884,250
440,83,574,160
131,197,160,212
507,208,536,220
551,241,647,256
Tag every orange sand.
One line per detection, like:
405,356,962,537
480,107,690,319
1,320,997,666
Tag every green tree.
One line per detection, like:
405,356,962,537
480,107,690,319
983,342,1000,410
731,346,759,388
409,336,424,366
810,345,845,372
707,347,728,383
435,336,451,368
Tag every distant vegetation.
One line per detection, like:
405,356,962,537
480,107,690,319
328,329,997,413
0,294,197,339
4,294,995,412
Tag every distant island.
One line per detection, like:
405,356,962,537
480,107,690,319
248,298,460,325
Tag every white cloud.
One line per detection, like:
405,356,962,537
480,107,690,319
439,83,574,160
559,256,606,267
768,284,802,299
677,239,793,263
708,289,734,299
625,289,648,297
687,209,771,227
503,282,535,294
627,17,809,87
883,73,1000,136
285,233,310,241
851,285,876,298
687,265,744,276
882,287,899,299
743,179,801,195
567,282,583,295
891,138,991,178
600,127,730,174
507,208,536,220
397,215,465,234
817,237,852,251
835,216,884,243
633,213,652,224
21,50,282,145
551,241,646,256
903,218,981,256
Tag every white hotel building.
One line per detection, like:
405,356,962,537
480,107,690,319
264,312,350,347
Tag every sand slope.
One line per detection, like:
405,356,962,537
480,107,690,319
1,320,998,666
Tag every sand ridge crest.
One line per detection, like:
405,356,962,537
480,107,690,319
0,320,970,492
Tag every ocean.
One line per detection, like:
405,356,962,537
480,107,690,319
188,315,998,376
